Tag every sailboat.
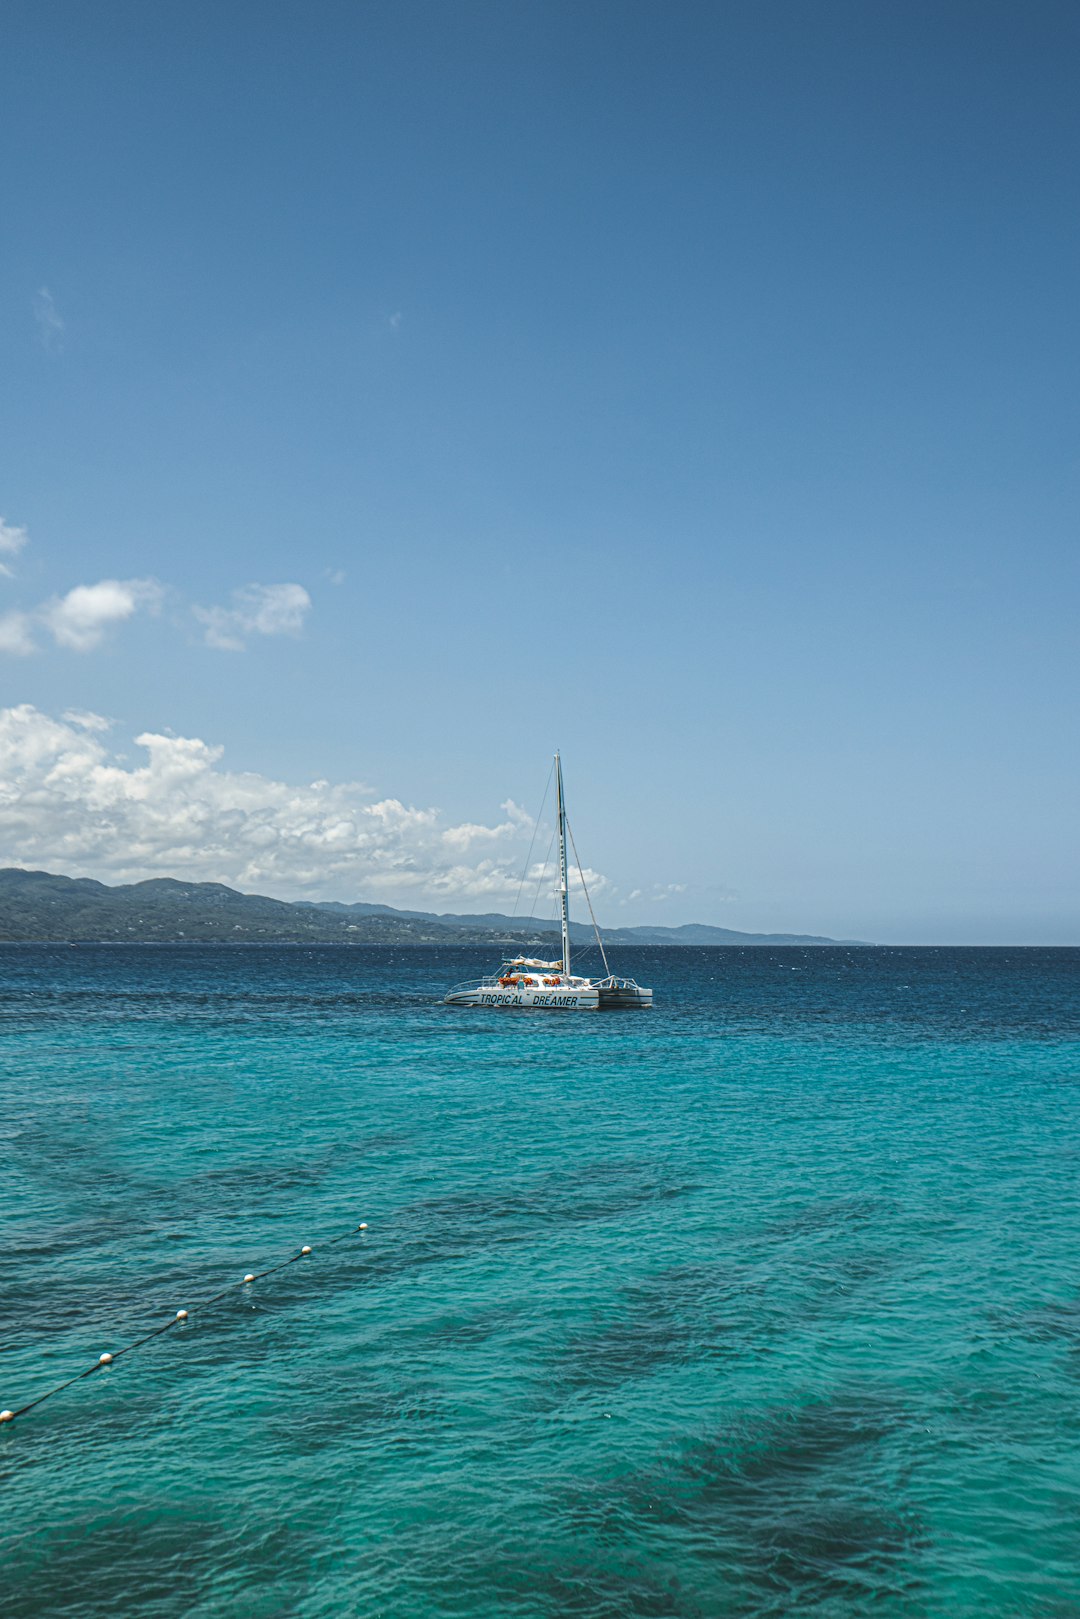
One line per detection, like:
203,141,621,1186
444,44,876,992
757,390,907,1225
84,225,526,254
443,754,653,1011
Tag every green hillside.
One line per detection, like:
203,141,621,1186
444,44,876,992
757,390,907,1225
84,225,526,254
0,868,853,946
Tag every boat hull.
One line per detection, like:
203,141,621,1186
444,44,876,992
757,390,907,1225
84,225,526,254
444,984,600,1010
597,984,653,1009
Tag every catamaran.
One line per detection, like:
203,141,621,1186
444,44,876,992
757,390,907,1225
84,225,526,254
443,754,653,1011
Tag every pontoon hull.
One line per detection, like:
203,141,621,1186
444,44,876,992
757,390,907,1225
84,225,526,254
444,985,600,1010
596,984,653,1009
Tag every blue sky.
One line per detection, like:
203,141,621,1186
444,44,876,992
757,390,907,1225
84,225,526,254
1,0,1077,942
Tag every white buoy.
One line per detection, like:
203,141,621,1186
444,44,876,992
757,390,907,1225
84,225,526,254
99,1353,113,1364
244,1273,255,1283
0,1411,14,1423
301,1245,312,1255
176,1309,188,1320
358,1222,368,1230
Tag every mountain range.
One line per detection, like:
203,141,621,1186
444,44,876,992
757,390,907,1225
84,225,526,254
0,868,858,946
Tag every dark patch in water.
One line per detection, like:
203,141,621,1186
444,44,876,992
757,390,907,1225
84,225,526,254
172,1129,414,1206
742,1502,917,1610
391,1160,698,1273
423,1302,525,1349
1007,1295,1080,1364
670,1395,900,1496
550,1263,761,1394
758,1195,892,1243
545,1236,897,1402
567,1393,924,1613
831,1247,894,1288
2,1499,324,1619
500,1556,708,1618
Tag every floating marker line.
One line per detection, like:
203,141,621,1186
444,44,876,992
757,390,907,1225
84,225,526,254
0,1221,370,1429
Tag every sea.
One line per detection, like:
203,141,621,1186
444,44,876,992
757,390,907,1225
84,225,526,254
2,944,1079,1619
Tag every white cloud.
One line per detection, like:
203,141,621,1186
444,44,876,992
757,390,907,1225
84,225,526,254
0,576,164,658
0,612,36,656
646,882,686,903
193,583,312,651
440,799,532,851
620,882,687,908
61,708,113,733
0,517,29,577
0,706,602,908
42,578,163,651
0,516,312,660
509,850,610,925
33,286,65,352
0,565,312,659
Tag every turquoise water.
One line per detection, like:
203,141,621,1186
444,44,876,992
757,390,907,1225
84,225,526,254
2,944,1079,1618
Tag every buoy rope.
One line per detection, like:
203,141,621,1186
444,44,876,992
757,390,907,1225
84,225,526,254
0,1219,370,1429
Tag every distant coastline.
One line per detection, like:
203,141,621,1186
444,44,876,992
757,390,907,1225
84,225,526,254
0,868,864,947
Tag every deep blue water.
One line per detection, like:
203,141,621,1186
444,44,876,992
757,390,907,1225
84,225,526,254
2,945,1079,1618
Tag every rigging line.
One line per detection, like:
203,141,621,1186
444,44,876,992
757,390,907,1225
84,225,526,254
566,816,611,977
528,827,558,931
0,1218,371,1428
511,759,554,922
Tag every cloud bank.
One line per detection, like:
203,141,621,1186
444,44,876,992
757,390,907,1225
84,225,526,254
0,706,605,907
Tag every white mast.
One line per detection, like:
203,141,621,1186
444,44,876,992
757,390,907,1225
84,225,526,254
555,750,571,976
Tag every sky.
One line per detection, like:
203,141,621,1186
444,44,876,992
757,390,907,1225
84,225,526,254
1,0,1077,943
